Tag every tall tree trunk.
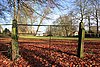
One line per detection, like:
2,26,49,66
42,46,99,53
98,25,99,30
64,26,68,36
35,15,45,36
81,12,83,22
12,19,19,60
88,15,91,33
17,0,21,33
80,0,84,22
11,0,19,61
96,9,99,37
14,0,17,20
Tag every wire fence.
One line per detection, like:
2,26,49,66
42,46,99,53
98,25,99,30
0,24,100,37
0,23,100,61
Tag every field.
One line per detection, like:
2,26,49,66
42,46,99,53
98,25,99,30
0,37,100,67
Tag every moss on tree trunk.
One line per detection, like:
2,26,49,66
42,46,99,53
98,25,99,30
11,19,19,60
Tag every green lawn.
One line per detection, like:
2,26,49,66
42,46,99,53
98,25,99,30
85,38,100,41
19,35,49,39
19,35,77,39
19,35,100,41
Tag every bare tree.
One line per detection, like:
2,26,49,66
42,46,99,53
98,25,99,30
89,0,100,37
73,0,90,22
35,7,51,35
70,0,100,36
46,15,77,36
0,0,68,34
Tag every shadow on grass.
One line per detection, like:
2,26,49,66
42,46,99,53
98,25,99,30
24,44,77,56
19,42,78,67
19,40,77,57
20,46,62,67
20,47,45,67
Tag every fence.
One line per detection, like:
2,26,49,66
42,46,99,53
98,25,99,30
0,23,100,61
0,24,100,37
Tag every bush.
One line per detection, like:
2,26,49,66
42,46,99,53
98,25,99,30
3,28,11,37
85,33,100,38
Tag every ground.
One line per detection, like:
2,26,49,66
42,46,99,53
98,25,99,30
0,37,100,67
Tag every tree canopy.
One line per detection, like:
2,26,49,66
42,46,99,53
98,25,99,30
46,15,77,36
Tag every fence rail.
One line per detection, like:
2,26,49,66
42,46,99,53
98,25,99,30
0,24,78,26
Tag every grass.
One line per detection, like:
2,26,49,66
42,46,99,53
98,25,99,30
19,35,78,39
85,38,100,41
19,35,100,41
19,35,49,39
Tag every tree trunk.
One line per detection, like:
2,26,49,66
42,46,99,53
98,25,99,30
11,0,19,61
35,15,45,36
12,19,19,60
88,15,91,33
96,9,99,37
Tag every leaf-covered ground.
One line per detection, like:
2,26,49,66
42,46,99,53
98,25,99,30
0,38,100,67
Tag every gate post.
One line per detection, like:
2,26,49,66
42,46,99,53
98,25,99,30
11,19,19,60
77,22,85,58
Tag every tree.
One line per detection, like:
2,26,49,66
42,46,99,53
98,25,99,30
73,0,89,22
69,0,100,37
35,7,51,35
3,28,11,36
89,0,100,37
46,15,77,36
0,0,68,34
0,0,66,22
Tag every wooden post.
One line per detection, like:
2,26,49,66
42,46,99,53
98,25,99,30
77,22,85,58
11,19,19,60
49,25,51,45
